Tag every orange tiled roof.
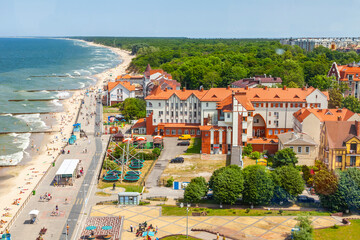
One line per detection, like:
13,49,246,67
146,86,329,102
132,118,146,129
337,65,360,81
294,108,355,122
108,82,119,92
216,95,233,112
158,123,200,128
247,138,278,144
234,93,255,111
108,81,136,92
118,81,136,91
199,125,226,131
149,69,164,75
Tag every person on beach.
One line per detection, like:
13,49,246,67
56,205,58,211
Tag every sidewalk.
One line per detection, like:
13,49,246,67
10,92,108,240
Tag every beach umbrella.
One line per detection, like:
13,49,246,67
153,135,163,139
101,226,112,230
85,226,97,230
122,138,133,143
136,136,146,141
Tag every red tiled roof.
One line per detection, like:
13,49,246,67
294,108,355,122
108,82,119,92
247,138,278,144
158,123,200,128
234,93,255,111
337,65,360,81
145,88,208,100
324,121,357,148
132,118,146,129
108,81,136,92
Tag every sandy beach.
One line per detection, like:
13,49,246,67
0,39,135,232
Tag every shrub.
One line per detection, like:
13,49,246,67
249,151,261,160
242,144,253,156
103,160,118,170
279,209,283,215
152,148,161,157
166,177,174,187
245,208,250,213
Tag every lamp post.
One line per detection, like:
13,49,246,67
186,203,191,238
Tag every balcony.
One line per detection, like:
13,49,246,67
347,150,360,156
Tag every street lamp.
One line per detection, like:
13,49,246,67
186,203,191,238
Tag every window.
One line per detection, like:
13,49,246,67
148,102,153,107
175,103,178,109
171,129,176,135
298,146,302,153
197,130,201,135
180,103,183,108
290,146,294,150
194,112,197,117
350,143,357,153
269,130,273,135
166,119,169,123
166,102,169,107
166,111,169,115
185,119,187,123
268,120,271,125
184,130,189,134
160,119,163,123
191,129,195,135
206,103,209,107
269,112,271,116
178,129,182,135
154,119,156,123
305,146,310,153
350,156,356,166
274,120,279,127
336,156,342,163
227,113,230,118
254,118,259,123
274,130,278,134
158,102,161,107
185,103,187,107
166,129,170,135
176,119,178,123
171,103,174,108
194,103,197,109
280,130,284,133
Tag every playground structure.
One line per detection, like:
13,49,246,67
102,137,150,183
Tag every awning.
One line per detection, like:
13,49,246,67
55,159,79,177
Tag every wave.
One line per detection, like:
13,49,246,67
0,113,13,116
0,133,31,166
40,90,49,93
51,99,62,107
56,91,70,99
14,113,47,129
66,73,75,78
79,82,86,89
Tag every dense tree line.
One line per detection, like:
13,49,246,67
75,37,360,91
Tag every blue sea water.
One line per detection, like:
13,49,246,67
0,38,121,165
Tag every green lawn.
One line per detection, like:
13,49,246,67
98,182,143,193
161,235,199,240
314,219,360,240
185,138,201,154
162,206,331,217
103,106,121,113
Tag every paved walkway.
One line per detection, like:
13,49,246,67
10,93,108,240
90,206,343,240
145,137,188,188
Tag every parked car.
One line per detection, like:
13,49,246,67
178,134,191,140
170,157,184,163
177,141,190,146
297,195,315,203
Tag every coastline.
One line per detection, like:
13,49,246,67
0,39,135,231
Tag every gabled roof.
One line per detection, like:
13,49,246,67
201,88,233,102
324,121,357,148
108,81,136,92
145,88,208,100
132,118,146,129
234,93,255,111
277,132,317,146
294,108,355,123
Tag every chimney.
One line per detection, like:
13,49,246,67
301,86,306,90
283,86,287,90
269,75,272,78
264,74,267,78
356,120,360,137
264,86,268,90
245,86,249,90
226,85,230,90
200,86,204,92
182,87,186,92
164,87,168,92
338,116,342,121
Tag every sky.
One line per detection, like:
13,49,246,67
0,0,359,38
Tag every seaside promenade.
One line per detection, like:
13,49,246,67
10,91,109,240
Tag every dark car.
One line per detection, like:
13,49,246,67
177,141,190,146
297,195,315,203
170,157,184,163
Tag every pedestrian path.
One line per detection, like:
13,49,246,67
89,205,343,240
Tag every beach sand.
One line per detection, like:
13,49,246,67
0,39,135,231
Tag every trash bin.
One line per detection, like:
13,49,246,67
32,190,36,195
52,162,55,167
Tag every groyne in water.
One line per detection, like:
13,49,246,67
0,130,59,135
8,99,66,102
14,89,82,92
0,112,58,115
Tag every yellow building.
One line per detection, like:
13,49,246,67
319,121,360,170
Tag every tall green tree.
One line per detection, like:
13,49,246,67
242,165,274,205
342,96,360,113
314,170,338,196
273,148,298,167
120,98,146,121
184,182,203,203
293,215,314,240
211,165,244,205
308,75,333,90
272,166,305,198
